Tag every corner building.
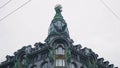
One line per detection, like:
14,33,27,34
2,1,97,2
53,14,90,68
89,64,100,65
0,5,118,68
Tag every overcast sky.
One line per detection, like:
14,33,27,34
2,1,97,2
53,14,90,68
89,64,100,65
0,0,120,67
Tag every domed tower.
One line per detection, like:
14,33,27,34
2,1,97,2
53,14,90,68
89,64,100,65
0,4,118,68
45,4,70,43
45,4,74,68
44,5,118,68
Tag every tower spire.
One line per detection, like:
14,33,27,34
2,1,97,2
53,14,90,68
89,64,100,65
45,4,70,43
54,4,63,19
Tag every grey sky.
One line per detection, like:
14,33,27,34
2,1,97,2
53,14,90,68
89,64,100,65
0,0,120,67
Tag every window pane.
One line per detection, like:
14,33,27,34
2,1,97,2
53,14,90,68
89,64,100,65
58,47,62,54
42,62,48,68
59,59,62,66
56,60,58,66
62,60,65,66
56,47,65,55
62,49,65,54
71,63,76,68
56,59,65,66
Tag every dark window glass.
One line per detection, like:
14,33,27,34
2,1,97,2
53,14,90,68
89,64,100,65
42,62,48,68
81,66,84,68
31,65,37,68
71,63,77,68
20,55,26,68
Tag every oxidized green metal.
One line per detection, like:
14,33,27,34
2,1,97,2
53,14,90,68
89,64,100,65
48,5,69,38
49,47,55,63
66,46,71,63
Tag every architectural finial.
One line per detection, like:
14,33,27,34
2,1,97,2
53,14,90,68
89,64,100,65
54,4,63,19
55,4,62,13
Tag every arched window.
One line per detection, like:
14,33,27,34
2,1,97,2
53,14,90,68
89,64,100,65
20,55,26,68
31,65,37,68
56,59,65,66
55,43,65,67
56,46,65,55
71,63,77,68
80,66,84,68
42,62,48,68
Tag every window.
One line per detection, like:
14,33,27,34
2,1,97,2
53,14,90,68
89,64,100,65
56,47,65,55
31,66,36,68
56,59,65,66
42,62,48,68
20,55,26,68
80,66,84,68
71,63,77,68
31,65,37,68
55,44,65,67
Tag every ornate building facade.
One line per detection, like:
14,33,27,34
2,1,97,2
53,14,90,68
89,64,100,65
0,5,118,68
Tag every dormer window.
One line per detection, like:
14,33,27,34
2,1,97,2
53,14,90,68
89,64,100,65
55,43,65,68
71,62,77,68
42,62,48,68
55,46,65,55
20,55,26,68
